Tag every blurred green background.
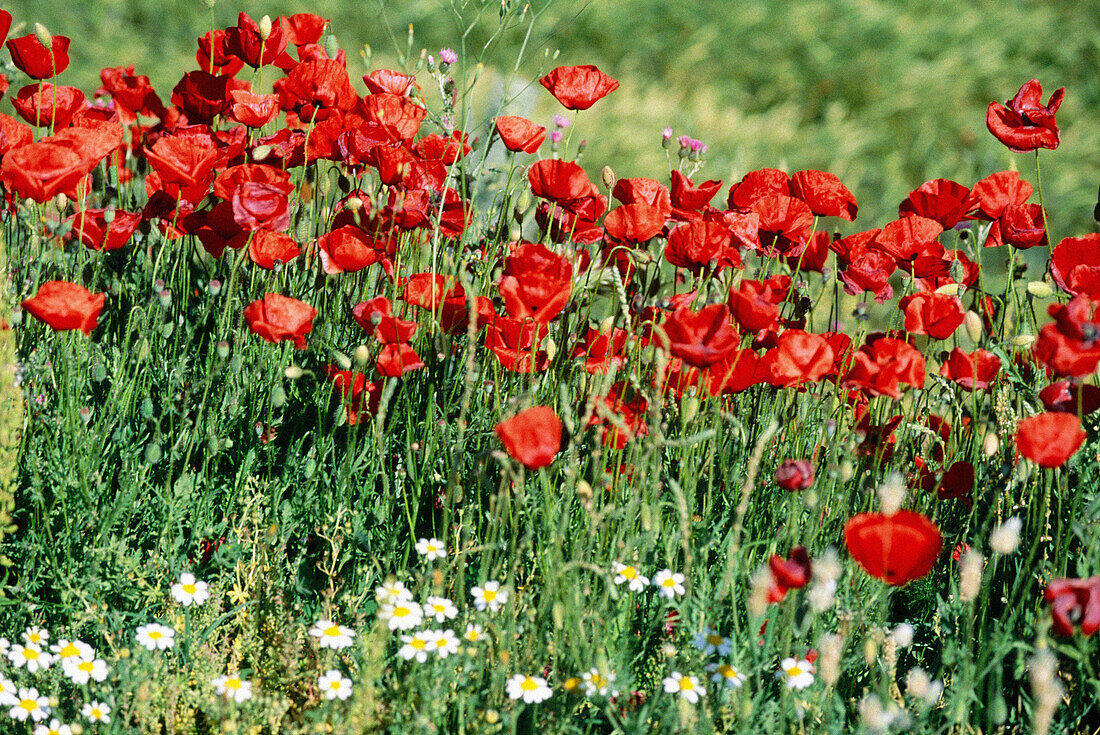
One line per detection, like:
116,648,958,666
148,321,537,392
5,0,1099,238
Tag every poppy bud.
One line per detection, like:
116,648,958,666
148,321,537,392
1012,334,1035,348
964,311,983,343
229,354,243,375
982,431,1000,457
776,459,814,491
208,279,222,296
144,443,162,464
216,340,230,359
35,23,53,50
284,365,304,380
252,144,272,162
271,385,286,408
1026,281,1053,298
258,15,273,40
332,350,351,370
353,344,371,365
324,34,340,60
601,165,616,192
681,396,699,425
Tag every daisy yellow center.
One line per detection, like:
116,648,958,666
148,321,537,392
590,674,607,688
717,664,733,677
520,677,538,691
225,678,241,690
182,583,198,594
661,578,677,587
434,639,447,648
19,699,37,712
79,661,94,672
482,589,497,601
427,544,439,552
148,630,163,640
23,647,39,660
465,631,480,641
678,677,695,691
786,665,804,677
621,566,637,579
324,625,341,636
432,604,446,613
706,634,724,646
91,708,103,717
410,638,427,650
328,682,341,690
59,642,80,658
27,633,42,643
393,606,411,617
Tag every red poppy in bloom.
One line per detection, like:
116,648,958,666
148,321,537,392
665,221,740,275
726,168,790,210
612,178,672,217
362,69,416,96
11,83,86,128
360,93,427,141
1015,412,1086,468
768,546,812,602
0,11,10,48
1051,234,1100,299
899,292,965,340
485,316,550,373
316,226,383,274
352,297,419,345
171,71,235,125
728,276,790,333
986,79,1064,152
1044,577,1100,637
669,169,721,219
67,209,141,251
324,366,379,426
603,203,664,244
940,348,1001,390
706,348,764,396
498,242,573,323
899,179,974,229
248,229,300,269
228,89,281,128
1039,380,1100,416
871,216,943,265
786,230,831,273
1000,203,1048,249
789,169,858,221
274,59,357,123
752,195,814,257
493,116,546,154
764,330,835,388
844,510,941,586
225,12,288,68
280,13,328,46
527,159,593,203
1033,295,1100,377
376,343,425,377
843,337,926,400
659,304,739,368
0,112,33,156
494,405,563,469
98,65,166,121
539,65,619,110
776,460,814,491
243,293,317,349
21,281,105,335
232,182,290,232
572,327,629,374
0,140,89,202
7,33,71,79
144,135,219,203
196,29,245,77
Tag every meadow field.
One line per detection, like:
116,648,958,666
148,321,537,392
0,1,1097,733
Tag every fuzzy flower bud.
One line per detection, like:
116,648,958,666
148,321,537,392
989,516,1022,554
891,623,914,648
817,632,842,686
1029,650,1063,735
258,15,273,40
35,23,53,50
959,549,984,601
877,472,906,516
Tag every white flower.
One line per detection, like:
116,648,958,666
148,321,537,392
375,580,414,606
9,687,49,722
506,674,552,704
379,601,424,631
707,662,748,689
662,672,705,703
212,674,253,703
171,573,210,607
692,628,732,656
398,631,434,662
653,569,685,598
0,638,9,655
50,640,93,663
423,596,458,623
309,620,355,649
989,516,1022,555
82,701,111,723
33,718,71,735
778,657,815,689
471,581,508,612
891,623,915,648
22,627,49,647
318,670,352,701
8,643,54,673
135,623,176,651
0,677,16,706
582,668,618,698
463,624,484,643
62,657,109,684
611,562,649,592
428,629,459,658
415,537,446,561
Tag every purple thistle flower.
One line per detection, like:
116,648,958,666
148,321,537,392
439,48,457,65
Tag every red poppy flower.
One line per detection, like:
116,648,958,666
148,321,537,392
939,348,1001,390
498,242,573,323
776,460,814,491
144,135,219,203
413,131,470,165
572,327,629,375
11,83,86,128
352,297,419,345
98,65,165,121
764,330,835,388
726,168,790,210
728,276,790,333
527,159,593,203
1051,234,1100,299
789,169,857,221
665,221,740,275
659,304,739,368
1015,412,1086,468
669,169,721,219
1039,380,1100,416
225,12,288,68
359,93,427,141
604,203,664,244
196,29,244,77
1000,203,1047,249
871,216,943,265
1033,295,1100,377
493,116,546,154
842,337,926,399
0,11,10,48
752,195,813,257
7,33,71,79
171,71,235,125
280,13,329,46
316,226,382,274
273,59,357,123
612,177,672,218
494,405,563,469
248,229,300,269
0,112,33,156
844,510,941,586
539,65,619,110
768,546,812,602
1044,577,1100,637
0,140,88,203
21,281,105,335
67,209,141,251
986,79,1064,152
376,343,425,377
243,293,317,349
324,366,379,425
786,230,831,273
485,316,549,373
899,292,965,340
899,178,974,229
362,69,416,96
228,89,280,128
231,182,290,232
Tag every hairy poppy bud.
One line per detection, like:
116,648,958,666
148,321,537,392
982,431,999,457
258,15,273,40
353,344,371,365
324,34,340,60
34,23,53,50
284,365,304,380
964,311,983,343
601,165,615,192
1026,281,1053,298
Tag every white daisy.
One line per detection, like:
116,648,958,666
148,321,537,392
778,657,815,689
662,671,705,703
707,662,748,689
22,627,49,646
135,623,176,651
9,687,49,722
582,668,618,698
0,638,9,655
428,629,459,658
506,674,552,704
81,701,111,723
7,643,54,673
415,537,446,561
471,581,508,612
424,596,458,623
692,628,732,656
62,657,109,684
653,569,685,598
50,640,94,664
375,580,414,606
611,562,649,592
398,631,434,662
463,624,484,643
318,669,352,701
379,601,424,631
171,573,210,607
308,620,355,650
33,718,71,735
0,677,16,707
212,674,253,703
